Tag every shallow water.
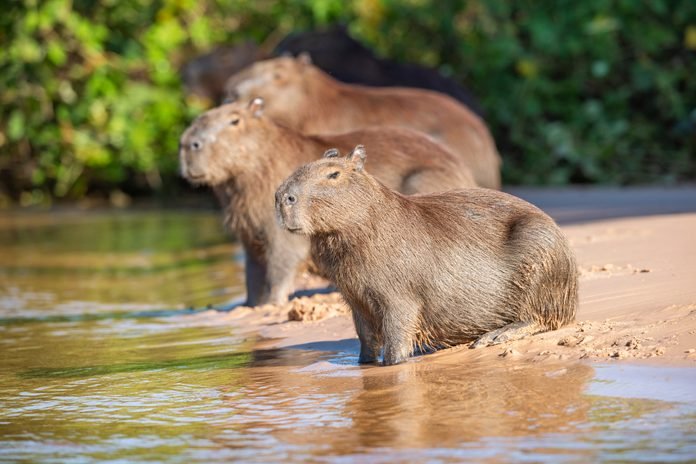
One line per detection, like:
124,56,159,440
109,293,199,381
1,210,695,463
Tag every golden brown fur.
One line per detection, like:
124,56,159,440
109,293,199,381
225,56,501,189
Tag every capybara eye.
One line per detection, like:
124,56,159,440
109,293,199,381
230,118,240,126
327,171,340,180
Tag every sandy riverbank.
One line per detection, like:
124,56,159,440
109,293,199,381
191,188,696,367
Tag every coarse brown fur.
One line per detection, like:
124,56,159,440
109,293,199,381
179,100,477,306
225,56,502,189
276,146,578,365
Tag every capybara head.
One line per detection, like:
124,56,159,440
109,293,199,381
179,98,268,185
276,145,375,235
224,55,313,115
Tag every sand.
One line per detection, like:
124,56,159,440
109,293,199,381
196,187,696,367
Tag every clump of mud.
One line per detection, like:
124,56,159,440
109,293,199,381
287,293,349,322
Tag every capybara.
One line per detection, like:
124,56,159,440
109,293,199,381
275,145,578,365
273,25,484,117
179,99,476,306
181,42,262,104
180,27,484,116
224,56,501,189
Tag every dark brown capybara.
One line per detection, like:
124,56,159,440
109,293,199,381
275,145,578,365
181,42,263,104
179,99,477,306
224,56,501,189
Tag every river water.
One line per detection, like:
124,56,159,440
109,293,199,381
1,210,695,463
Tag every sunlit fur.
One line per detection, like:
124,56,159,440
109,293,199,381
224,56,502,189
179,101,477,306
276,148,578,365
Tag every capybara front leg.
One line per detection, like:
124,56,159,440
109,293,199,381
470,321,541,349
382,339,412,366
266,259,298,305
265,233,310,305
352,310,381,364
381,308,417,366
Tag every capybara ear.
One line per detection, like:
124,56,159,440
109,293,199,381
248,97,265,117
347,145,366,171
323,148,340,158
298,51,312,65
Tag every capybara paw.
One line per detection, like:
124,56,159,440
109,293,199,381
382,346,410,365
471,322,540,349
382,355,407,366
358,351,379,364
470,336,495,349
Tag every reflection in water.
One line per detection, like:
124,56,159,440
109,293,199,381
1,210,695,462
225,355,597,459
349,361,593,447
0,210,244,317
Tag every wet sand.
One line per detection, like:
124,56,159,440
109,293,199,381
204,187,696,366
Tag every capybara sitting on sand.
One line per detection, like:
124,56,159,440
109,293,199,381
224,56,501,189
275,145,578,365
179,99,476,306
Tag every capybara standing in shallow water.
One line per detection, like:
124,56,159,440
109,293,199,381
225,56,501,189
276,145,578,365
179,99,476,306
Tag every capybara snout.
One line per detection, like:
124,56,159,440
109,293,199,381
178,129,207,181
179,98,266,186
274,185,302,233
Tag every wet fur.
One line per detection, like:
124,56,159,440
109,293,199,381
225,57,501,189
276,151,578,365
179,102,476,305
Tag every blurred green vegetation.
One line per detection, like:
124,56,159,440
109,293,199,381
1,0,694,205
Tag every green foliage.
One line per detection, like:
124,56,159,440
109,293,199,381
350,0,696,184
0,0,273,204
1,0,694,204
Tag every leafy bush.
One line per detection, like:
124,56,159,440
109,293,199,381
0,0,273,204
1,0,694,205
350,0,696,184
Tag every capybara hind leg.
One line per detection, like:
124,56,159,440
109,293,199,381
244,254,268,307
470,321,541,349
